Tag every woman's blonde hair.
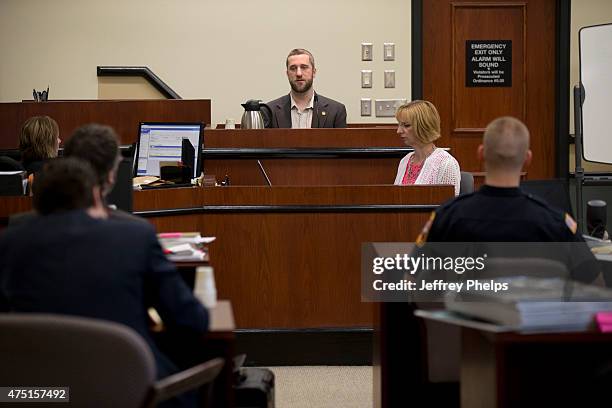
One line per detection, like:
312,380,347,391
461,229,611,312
19,116,59,162
395,100,441,144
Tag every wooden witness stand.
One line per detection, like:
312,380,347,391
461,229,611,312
0,99,457,407
0,98,456,329
135,185,453,329
0,185,453,329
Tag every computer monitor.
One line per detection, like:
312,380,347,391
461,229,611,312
135,122,203,178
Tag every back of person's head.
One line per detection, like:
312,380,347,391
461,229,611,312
19,116,60,163
33,157,96,215
286,48,315,68
483,116,530,172
64,124,120,193
395,100,441,144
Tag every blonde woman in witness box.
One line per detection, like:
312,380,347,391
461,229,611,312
393,100,460,196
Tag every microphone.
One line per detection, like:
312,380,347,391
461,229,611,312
587,199,608,240
256,160,272,186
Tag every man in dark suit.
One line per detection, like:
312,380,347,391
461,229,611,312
0,158,209,400
64,123,145,223
264,48,347,128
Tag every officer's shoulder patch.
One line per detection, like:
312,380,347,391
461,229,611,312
416,211,436,247
564,213,578,235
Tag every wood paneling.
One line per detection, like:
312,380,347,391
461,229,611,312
452,4,526,130
0,186,454,329
134,185,454,329
204,128,405,186
205,128,402,148
424,0,556,178
0,99,211,148
461,328,612,407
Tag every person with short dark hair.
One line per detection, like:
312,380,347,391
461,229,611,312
19,115,61,175
264,48,347,128
63,124,121,196
63,123,145,223
32,157,96,215
0,157,209,406
416,116,598,281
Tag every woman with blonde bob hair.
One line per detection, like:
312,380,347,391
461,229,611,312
393,100,461,195
19,115,61,175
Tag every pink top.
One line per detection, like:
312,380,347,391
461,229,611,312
394,148,461,196
401,161,423,185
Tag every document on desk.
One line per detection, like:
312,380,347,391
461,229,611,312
158,233,214,262
444,277,612,332
415,309,512,333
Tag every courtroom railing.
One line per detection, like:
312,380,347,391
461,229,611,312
97,66,181,99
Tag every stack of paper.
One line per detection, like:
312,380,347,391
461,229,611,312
445,277,612,332
157,232,215,262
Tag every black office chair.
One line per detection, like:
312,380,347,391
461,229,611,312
106,158,134,212
459,171,474,195
0,155,24,171
0,157,26,195
0,314,224,408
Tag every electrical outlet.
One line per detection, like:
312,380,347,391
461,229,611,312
384,43,395,61
375,99,407,117
361,43,373,61
361,70,372,88
384,70,395,88
361,98,372,116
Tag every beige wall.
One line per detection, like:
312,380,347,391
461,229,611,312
570,0,612,171
98,77,166,99
0,0,411,127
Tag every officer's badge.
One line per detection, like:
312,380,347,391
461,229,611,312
416,212,436,247
564,213,578,234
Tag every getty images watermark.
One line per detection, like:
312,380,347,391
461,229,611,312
361,242,599,302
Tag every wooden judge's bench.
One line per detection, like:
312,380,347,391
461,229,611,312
0,99,455,332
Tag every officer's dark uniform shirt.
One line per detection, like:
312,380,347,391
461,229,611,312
416,185,598,282
422,185,579,242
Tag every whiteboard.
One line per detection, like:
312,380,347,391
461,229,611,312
580,23,612,164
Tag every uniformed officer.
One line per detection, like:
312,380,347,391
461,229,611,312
416,116,598,282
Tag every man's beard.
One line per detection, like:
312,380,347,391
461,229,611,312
290,78,313,94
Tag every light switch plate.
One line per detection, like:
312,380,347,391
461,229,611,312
375,98,407,117
361,70,372,88
361,98,372,116
361,43,373,61
384,43,395,61
384,70,395,88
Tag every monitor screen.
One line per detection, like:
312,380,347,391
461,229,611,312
135,122,203,178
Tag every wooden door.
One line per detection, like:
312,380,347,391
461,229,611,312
423,0,557,179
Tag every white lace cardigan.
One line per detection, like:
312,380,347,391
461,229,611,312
393,148,461,196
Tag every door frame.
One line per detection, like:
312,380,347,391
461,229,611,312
411,0,571,178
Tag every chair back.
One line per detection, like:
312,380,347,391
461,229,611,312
0,156,24,171
459,171,474,195
0,314,156,408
